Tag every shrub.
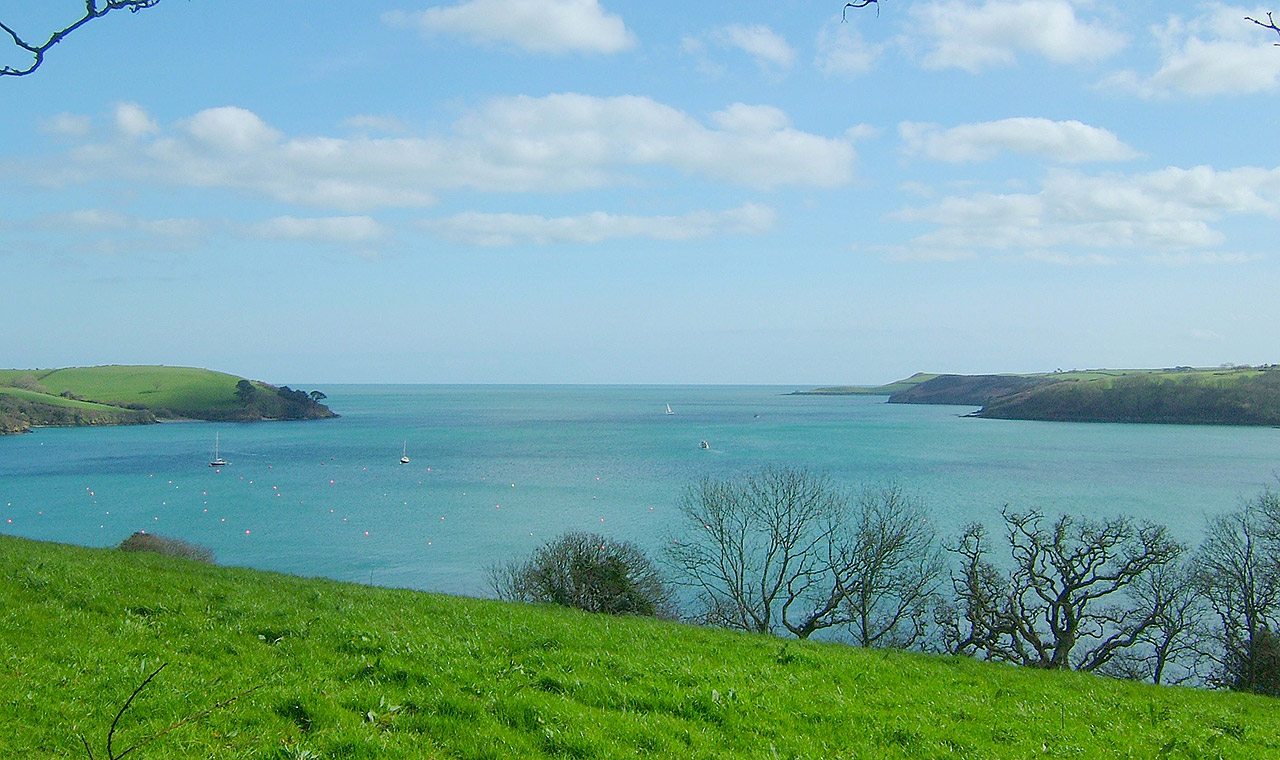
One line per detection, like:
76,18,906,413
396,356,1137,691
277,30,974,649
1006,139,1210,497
489,531,673,617
118,532,215,564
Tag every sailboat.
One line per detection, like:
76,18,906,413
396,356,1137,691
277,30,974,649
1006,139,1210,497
665,403,674,415
400,441,410,465
209,432,228,467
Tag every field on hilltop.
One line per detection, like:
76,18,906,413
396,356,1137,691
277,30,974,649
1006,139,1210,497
31,365,250,415
800,366,1280,426
0,365,335,434
1,534,1276,759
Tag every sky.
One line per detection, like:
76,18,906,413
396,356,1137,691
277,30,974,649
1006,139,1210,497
1,1,1278,385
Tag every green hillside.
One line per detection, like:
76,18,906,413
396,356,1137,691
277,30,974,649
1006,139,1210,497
33,365,250,415
2,534,1275,759
801,366,1280,426
0,365,335,434
791,372,940,396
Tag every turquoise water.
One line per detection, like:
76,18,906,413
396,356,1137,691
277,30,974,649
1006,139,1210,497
2,385,1277,596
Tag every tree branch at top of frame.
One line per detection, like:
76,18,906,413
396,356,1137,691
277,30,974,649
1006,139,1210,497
1,1,164,78
1247,12,1280,45
843,1,881,22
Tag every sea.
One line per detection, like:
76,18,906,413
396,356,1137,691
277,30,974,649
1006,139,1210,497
2,385,1277,597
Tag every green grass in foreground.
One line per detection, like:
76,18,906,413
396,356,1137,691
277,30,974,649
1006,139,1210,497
2,535,1277,759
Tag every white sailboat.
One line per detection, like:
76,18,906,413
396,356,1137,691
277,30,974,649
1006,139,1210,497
400,441,410,465
665,403,674,415
209,432,228,467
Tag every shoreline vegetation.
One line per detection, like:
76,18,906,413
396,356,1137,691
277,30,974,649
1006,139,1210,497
0,365,336,435
4,532,1278,758
796,365,1280,426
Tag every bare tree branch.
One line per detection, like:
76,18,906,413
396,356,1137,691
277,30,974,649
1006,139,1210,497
1,1,164,78
1247,12,1280,46
944,509,1183,673
78,661,267,760
843,1,881,22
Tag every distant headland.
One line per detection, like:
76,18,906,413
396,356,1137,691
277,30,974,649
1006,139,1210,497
0,365,336,435
795,366,1280,426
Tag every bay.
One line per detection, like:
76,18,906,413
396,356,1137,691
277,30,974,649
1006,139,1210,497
1,385,1277,597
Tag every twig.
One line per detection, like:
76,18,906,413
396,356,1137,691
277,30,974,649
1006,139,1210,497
843,1,881,22
1246,12,1280,46
1,1,163,77
78,662,269,760
106,663,168,760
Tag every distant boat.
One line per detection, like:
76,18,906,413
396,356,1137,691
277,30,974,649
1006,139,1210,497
209,432,228,467
665,403,674,415
400,441,410,465
699,440,710,450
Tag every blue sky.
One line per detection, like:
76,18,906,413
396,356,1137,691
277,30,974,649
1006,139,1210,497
2,1,1278,384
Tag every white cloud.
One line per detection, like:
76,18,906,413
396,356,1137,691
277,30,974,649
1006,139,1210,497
37,209,207,238
1099,4,1280,97
425,202,777,247
245,216,389,244
22,97,857,211
895,164,1280,256
27,209,210,254
41,112,91,138
383,0,634,55
815,21,882,76
911,0,1127,72
710,24,795,71
180,106,281,153
114,102,158,139
341,115,409,135
899,118,1140,163
1146,251,1262,266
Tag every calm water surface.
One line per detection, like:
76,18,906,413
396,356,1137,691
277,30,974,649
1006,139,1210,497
2,385,1277,596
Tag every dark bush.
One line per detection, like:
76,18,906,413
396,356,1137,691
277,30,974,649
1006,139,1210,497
489,531,673,617
118,532,215,564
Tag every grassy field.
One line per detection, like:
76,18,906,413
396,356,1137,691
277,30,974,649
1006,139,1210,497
30,366,249,415
793,373,940,396
2,535,1277,759
0,366,334,432
1038,367,1274,387
801,367,1272,396
0,386,140,414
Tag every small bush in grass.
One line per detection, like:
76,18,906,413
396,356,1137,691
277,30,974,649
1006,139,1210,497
489,531,674,617
118,532,215,564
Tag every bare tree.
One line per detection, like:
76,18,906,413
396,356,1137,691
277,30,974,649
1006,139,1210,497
667,468,943,646
1247,12,1280,45
1099,560,1209,685
667,467,844,635
943,509,1184,672
837,484,945,648
1,1,164,78
1195,489,1280,694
